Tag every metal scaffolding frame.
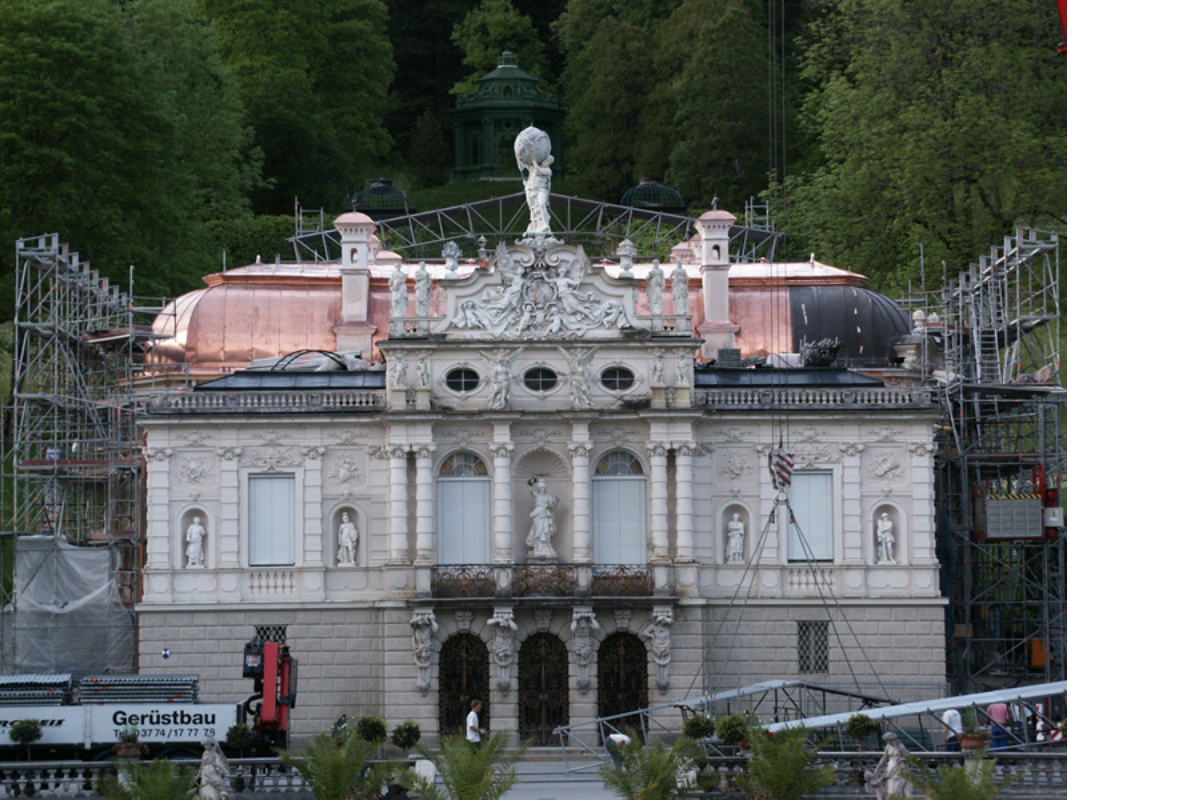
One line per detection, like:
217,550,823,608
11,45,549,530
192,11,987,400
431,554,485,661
1,234,174,672
291,193,781,264
906,228,1066,694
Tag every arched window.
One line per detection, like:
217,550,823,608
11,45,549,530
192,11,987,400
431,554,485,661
437,452,490,563
592,450,647,564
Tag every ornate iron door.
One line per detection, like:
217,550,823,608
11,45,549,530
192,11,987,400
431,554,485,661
597,633,649,727
438,634,489,736
518,633,569,745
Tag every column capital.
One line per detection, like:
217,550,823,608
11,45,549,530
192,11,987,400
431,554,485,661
217,447,241,462
673,440,698,457
300,445,326,461
413,442,437,459
648,441,672,458
567,440,593,457
489,441,515,458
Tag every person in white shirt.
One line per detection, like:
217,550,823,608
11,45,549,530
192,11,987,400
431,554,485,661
942,708,963,752
605,732,632,766
466,700,485,747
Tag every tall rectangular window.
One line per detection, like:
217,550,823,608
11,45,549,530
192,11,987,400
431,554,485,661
593,478,647,564
248,475,294,566
786,472,834,561
797,621,830,673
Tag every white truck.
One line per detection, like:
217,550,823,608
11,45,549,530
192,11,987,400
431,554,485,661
0,674,242,760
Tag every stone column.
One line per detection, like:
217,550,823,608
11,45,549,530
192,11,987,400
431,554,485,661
490,441,514,563
217,447,242,569
414,443,436,564
648,441,671,561
301,446,326,567
388,443,410,564
756,444,779,563
569,433,593,564
144,447,173,570
674,441,696,562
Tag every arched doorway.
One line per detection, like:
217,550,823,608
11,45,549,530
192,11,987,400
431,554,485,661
597,633,649,730
518,633,569,744
439,634,489,736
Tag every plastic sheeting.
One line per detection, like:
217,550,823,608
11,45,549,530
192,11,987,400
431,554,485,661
12,536,135,674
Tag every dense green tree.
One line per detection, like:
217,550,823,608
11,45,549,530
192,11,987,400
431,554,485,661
450,0,550,95
775,0,1066,291
123,0,262,222
552,0,678,55
198,0,394,213
0,0,219,313
406,110,454,189
561,16,655,199
667,2,770,209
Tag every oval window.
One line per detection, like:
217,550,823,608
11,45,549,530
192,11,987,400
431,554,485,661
600,366,635,391
523,367,558,392
446,367,480,392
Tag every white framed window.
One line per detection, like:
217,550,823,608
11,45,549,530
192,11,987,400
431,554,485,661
248,474,295,566
437,452,491,563
786,472,834,561
593,450,647,564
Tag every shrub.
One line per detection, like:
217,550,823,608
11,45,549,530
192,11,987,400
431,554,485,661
846,713,882,742
225,722,258,752
279,731,393,800
8,719,42,747
97,759,197,800
904,750,1014,800
715,712,758,745
356,714,388,744
696,768,720,792
398,732,526,800
598,736,701,800
735,727,835,800
392,719,421,750
682,714,716,740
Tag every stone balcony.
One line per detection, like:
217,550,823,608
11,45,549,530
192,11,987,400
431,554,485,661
694,386,935,411
428,563,655,602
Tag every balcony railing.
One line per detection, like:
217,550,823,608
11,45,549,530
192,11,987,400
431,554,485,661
429,563,654,599
149,391,385,415
695,387,935,410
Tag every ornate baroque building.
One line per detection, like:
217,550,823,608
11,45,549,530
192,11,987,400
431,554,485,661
138,195,943,743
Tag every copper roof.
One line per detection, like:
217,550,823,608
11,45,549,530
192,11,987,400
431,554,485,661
148,257,906,376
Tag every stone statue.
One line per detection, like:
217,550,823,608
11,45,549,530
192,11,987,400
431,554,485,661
876,512,896,564
650,349,665,386
515,126,554,234
185,517,206,568
336,512,359,566
800,337,843,367
726,513,745,563
616,239,636,279
646,260,665,316
563,347,596,410
442,240,462,278
676,351,692,387
417,352,431,389
526,478,559,560
196,738,230,800
410,610,439,694
389,264,407,318
866,732,915,799
670,259,689,315
387,352,407,390
482,349,520,410
487,610,519,693
571,608,601,692
415,262,432,317
640,608,673,690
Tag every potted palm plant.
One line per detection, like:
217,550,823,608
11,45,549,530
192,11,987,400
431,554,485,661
959,708,988,751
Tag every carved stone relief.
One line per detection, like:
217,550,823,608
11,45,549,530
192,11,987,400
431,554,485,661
410,609,439,694
865,450,907,496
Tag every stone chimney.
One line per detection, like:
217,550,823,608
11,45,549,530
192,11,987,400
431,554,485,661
695,209,739,359
333,212,378,359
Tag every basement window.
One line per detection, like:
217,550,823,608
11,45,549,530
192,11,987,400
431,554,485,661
797,621,829,674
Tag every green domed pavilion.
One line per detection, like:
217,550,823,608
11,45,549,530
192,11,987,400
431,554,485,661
452,51,564,181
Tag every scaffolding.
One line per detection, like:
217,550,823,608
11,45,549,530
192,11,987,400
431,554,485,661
907,228,1066,694
290,192,781,264
1,234,173,673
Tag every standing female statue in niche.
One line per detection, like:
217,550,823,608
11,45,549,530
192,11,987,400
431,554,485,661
185,517,206,568
526,478,559,559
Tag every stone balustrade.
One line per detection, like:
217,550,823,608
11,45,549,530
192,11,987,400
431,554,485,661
695,387,934,410
150,391,385,415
